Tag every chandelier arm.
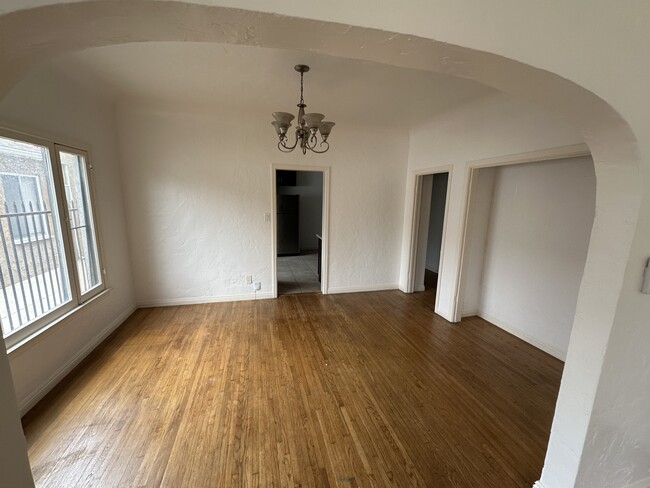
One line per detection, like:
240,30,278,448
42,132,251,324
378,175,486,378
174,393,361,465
279,132,300,152
303,135,314,150
278,141,294,153
306,132,324,150
309,140,330,154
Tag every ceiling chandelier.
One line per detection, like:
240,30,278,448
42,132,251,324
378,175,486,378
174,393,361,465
271,65,335,155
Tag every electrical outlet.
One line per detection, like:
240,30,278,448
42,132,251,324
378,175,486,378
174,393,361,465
245,275,253,284
254,282,261,291
264,213,271,222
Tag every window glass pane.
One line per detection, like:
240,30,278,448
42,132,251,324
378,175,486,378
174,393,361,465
0,136,71,338
59,151,102,295
1,174,22,238
21,176,47,238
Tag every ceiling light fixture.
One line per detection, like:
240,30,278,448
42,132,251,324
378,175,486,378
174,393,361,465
271,65,335,155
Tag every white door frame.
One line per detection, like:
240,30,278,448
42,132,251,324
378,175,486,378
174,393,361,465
404,166,453,314
452,143,591,321
271,163,330,298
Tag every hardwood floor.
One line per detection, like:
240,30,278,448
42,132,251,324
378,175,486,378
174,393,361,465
23,290,563,487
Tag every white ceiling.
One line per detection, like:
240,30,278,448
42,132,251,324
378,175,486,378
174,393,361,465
47,42,494,128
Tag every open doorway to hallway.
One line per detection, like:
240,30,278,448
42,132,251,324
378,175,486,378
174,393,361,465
275,169,324,295
412,172,450,307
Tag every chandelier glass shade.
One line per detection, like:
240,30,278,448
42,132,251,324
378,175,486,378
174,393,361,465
272,65,335,155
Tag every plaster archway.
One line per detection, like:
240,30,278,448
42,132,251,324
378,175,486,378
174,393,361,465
0,3,642,487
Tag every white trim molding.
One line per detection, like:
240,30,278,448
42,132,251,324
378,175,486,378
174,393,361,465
17,303,137,415
400,166,454,322
481,312,566,361
402,166,453,293
535,476,650,488
461,310,479,318
453,143,590,321
271,163,331,297
327,284,398,295
467,143,590,170
137,292,274,308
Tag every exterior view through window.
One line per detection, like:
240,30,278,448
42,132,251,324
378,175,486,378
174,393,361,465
0,131,104,347
59,150,102,295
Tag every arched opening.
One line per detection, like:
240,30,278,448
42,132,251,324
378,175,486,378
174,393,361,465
0,3,642,487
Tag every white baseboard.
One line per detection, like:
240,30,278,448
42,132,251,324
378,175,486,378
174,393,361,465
533,479,650,488
479,311,566,361
461,309,479,318
18,303,137,416
327,284,398,294
414,284,425,292
533,476,650,488
137,292,274,308
624,477,650,488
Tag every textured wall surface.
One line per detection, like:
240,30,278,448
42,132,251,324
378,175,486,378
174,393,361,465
116,103,408,304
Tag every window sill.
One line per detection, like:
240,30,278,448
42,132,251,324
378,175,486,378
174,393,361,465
6,287,112,357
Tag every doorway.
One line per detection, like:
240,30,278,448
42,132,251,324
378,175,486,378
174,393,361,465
272,166,329,297
410,171,451,309
456,153,595,360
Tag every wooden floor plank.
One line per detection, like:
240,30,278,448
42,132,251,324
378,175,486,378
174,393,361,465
23,289,563,487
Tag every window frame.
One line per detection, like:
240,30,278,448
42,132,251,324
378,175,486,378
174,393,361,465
54,144,106,303
0,128,106,348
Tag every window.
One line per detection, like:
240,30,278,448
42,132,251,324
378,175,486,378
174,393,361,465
0,130,104,347
1,173,49,242
58,148,102,296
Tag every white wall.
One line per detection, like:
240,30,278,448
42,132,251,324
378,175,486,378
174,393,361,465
460,166,496,315
425,172,448,272
116,102,408,305
478,157,596,360
277,171,323,251
2,4,650,488
403,92,585,321
0,66,136,413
